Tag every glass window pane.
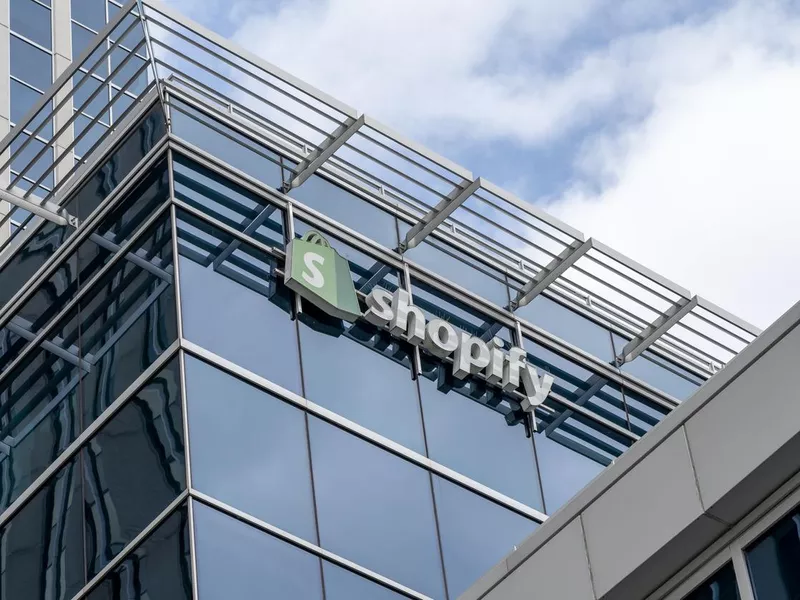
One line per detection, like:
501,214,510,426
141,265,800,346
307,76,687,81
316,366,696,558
82,357,185,579
517,294,614,362
10,79,52,138
683,562,739,600
433,476,539,598
185,356,317,541
71,0,106,31
0,456,84,598
72,23,109,76
621,348,703,401
298,313,425,454
747,506,800,600
419,374,543,510
11,0,52,49
170,100,287,192
534,429,604,514
10,35,51,92
11,131,54,191
193,501,323,599
73,73,111,124
86,505,193,600
177,217,303,394
323,562,408,600
291,174,398,249
110,46,148,94
309,417,446,598
405,235,510,308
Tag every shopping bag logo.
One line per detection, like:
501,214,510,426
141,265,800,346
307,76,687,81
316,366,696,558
284,231,362,321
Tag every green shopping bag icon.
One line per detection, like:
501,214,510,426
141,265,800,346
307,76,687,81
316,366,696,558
284,231,362,321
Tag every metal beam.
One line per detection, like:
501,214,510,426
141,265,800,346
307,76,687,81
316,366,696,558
544,374,608,436
90,232,173,282
0,188,72,227
400,178,482,252
513,239,593,309
284,115,366,191
6,318,91,371
212,204,279,271
616,296,699,366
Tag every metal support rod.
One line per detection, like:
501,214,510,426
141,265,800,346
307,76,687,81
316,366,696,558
400,178,482,252
513,239,593,310
616,296,700,366
0,188,71,226
285,115,366,191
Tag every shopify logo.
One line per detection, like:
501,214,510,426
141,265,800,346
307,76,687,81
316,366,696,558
284,231,362,321
284,231,554,414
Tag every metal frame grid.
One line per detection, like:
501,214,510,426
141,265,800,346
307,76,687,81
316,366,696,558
0,0,761,390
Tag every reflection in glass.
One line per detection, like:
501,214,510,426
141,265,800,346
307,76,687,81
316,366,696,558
185,356,317,541
516,294,614,362
323,561,408,600
534,430,604,514
747,506,800,600
309,417,446,598
291,175,398,249
177,209,302,395
418,373,543,510
433,476,538,598
193,501,323,599
621,348,702,401
86,505,192,600
83,358,185,579
11,0,52,50
10,34,51,91
682,562,739,600
299,311,425,454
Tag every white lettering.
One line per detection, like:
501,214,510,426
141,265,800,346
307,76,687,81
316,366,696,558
424,319,459,358
453,332,491,379
484,337,505,385
364,287,394,326
389,289,425,345
520,366,555,412
301,252,325,289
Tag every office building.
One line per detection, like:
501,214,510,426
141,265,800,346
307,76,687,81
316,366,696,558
0,2,788,599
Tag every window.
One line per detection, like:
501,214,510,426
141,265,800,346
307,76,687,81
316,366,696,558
71,0,107,32
290,174,399,249
418,374,544,510
10,34,52,92
193,501,323,599
682,562,739,600
309,417,446,598
747,506,800,600
620,345,703,401
85,505,192,600
185,356,317,542
177,213,303,395
11,0,52,49
433,476,539,598
10,79,52,139
72,23,109,76
516,294,615,362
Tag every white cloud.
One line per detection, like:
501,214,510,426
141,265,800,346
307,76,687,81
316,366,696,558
210,0,800,328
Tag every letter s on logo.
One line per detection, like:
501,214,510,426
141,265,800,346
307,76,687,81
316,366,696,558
301,252,325,289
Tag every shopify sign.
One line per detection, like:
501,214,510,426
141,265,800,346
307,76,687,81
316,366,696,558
285,231,554,413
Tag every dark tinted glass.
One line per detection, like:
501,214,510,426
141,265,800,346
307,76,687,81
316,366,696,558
10,35,51,91
291,175,398,249
193,501,323,599
0,457,84,599
185,356,317,541
83,357,185,578
418,374,543,510
323,562,408,600
71,0,106,31
86,505,192,600
0,220,70,308
309,417,446,598
534,430,604,514
298,313,424,454
433,476,539,598
64,105,167,222
170,100,286,191
683,562,739,600
177,212,302,393
173,154,284,248
517,295,614,361
11,0,52,49
747,506,800,600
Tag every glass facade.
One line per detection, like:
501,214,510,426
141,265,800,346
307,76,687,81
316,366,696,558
0,3,758,599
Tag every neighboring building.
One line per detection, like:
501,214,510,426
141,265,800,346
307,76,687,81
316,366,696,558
0,2,770,599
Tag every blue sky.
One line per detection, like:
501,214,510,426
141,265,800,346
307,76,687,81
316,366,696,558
163,0,800,329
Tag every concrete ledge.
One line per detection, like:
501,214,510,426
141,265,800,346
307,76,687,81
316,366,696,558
465,298,800,600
